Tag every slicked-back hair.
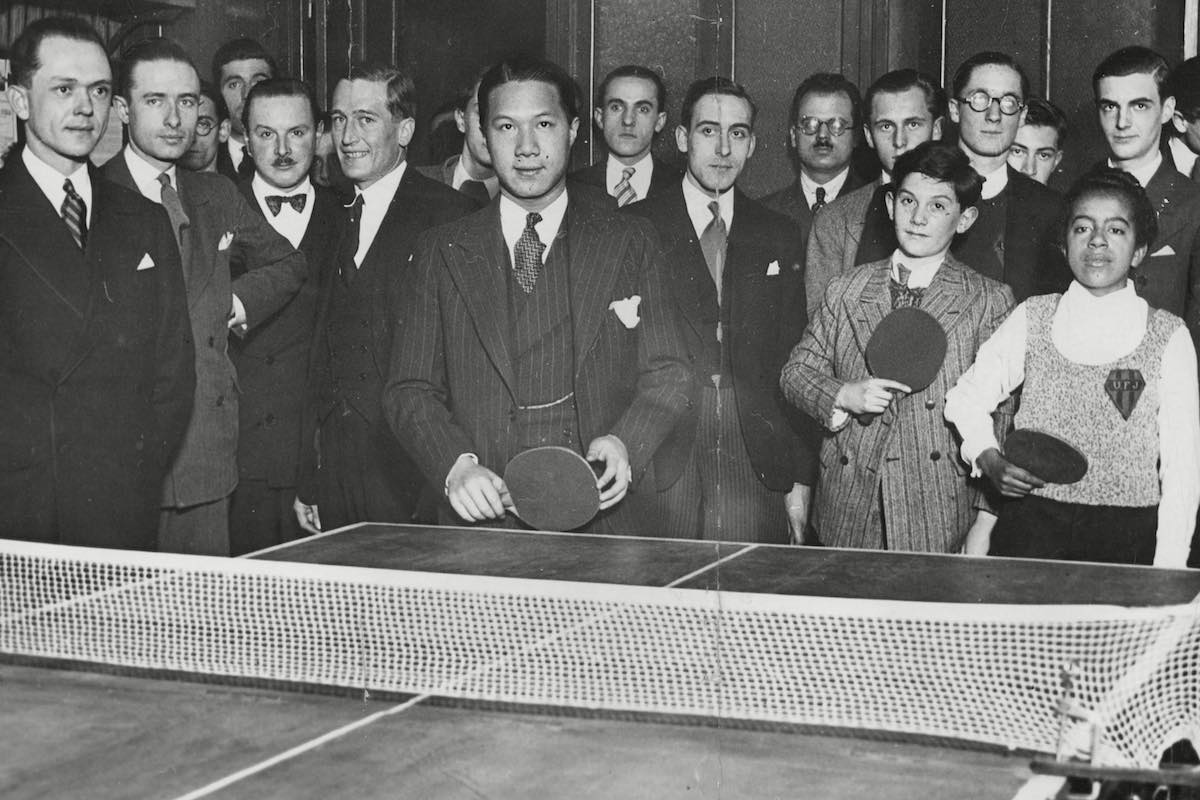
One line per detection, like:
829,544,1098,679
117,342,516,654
477,55,580,127
342,63,417,120
952,51,1030,102
116,37,197,100
1093,46,1171,102
1169,56,1200,120
891,140,983,209
9,16,107,88
864,68,945,124
454,68,490,113
789,72,862,131
1064,167,1158,251
198,80,229,122
680,76,757,130
211,37,277,85
1022,97,1068,145
596,64,667,114
242,77,321,134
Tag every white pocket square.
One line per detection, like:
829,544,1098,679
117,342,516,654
1151,245,1176,257
609,295,642,329
136,253,155,271
766,260,780,276
218,231,234,250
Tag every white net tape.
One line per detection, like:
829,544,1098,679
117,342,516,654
2,538,1198,768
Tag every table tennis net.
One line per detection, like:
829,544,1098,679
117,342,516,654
2,538,1198,770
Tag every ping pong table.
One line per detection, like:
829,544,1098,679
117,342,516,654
3,523,1198,800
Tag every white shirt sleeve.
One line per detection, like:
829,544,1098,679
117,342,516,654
1153,327,1200,568
942,303,1029,474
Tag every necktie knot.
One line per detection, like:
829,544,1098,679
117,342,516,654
614,167,638,206
813,185,827,213
338,194,365,284
156,170,189,248
513,212,546,293
61,178,87,250
890,263,924,308
157,172,171,189
265,194,307,216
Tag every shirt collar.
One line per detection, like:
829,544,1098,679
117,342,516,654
499,189,569,262
22,146,91,203
1109,152,1163,189
978,162,1010,200
355,159,408,207
799,166,850,202
681,174,734,237
1062,278,1141,310
606,151,653,184
252,173,313,201
450,157,498,196
890,248,945,288
124,146,177,198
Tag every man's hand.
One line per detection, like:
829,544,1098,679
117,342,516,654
784,483,811,545
587,434,632,510
446,456,511,522
835,378,911,415
292,497,322,534
978,448,1045,498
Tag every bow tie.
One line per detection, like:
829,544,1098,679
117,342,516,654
265,194,307,216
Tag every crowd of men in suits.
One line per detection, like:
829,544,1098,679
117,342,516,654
2,15,1199,568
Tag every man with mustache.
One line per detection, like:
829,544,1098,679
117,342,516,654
228,78,337,554
762,73,872,247
102,38,307,555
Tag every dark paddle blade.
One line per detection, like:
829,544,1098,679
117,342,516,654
1004,428,1089,485
865,307,948,392
503,446,600,531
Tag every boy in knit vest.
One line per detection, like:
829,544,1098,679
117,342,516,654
944,169,1200,567
781,142,1014,552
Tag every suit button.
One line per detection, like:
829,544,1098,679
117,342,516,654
358,372,368,380
265,413,276,425
207,336,215,347
216,396,224,406
359,345,369,354
925,400,937,410
359,320,369,328
265,355,275,365
930,450,941,461
839,455,849,465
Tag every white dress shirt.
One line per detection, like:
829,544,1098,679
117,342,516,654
252,174,315,249
943,281,1200,567
352,160,407,267
1169,136,1198,181
122,147,178,203
1108,152,1162,189
800,166,850,209
23,147,92,228
499,189,567,266
450,157,499,198
978,161,1010,200
227,138,246,172
682,175,734,239
606,152,654,200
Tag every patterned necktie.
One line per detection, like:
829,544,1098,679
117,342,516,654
700,200,727,305
237,144,255,179
265,194,307,216
812,185,827,214
156,172,189,249
890,264,925,308
61,178,87,250
459,179,491,206
513,212,545,294
614,166,637,207
337,194,364,285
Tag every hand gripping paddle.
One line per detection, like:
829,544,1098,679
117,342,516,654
861,307,948,425
1003,428,1088,485
503,446,601,531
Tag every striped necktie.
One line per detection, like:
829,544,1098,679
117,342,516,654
61,178,87,250
614,166,637,207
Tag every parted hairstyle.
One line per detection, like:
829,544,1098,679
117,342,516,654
1022,97,1068,145
9,16,107,88
477,54,580,126
242,77,322,134
116,37,197,100
790,72,863,131
211,38,277,85
1169,56,1200,120
890,140,983,209
342,63,418,120
679,76,757,129
1063,167,1157,251
864,68,945,124
1092,46,1170,101
596,64,668,114
198,80,229,122
952,51,1030,102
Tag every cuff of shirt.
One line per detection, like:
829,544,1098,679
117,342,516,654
829,408,850,431
960,435,1000,479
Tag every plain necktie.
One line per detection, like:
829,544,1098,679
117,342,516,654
61,178,87,250
458,179,490,206
265,194,307,215
890,264,924,308
1190,156,1200,183
614,167,637,207
338,194,364,285
237,145,255,180
513,212,545,294
812,185,827,214
156,172,189,249
700,200,727,304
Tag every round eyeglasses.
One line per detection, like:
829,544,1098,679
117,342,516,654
195,119,216,136
959,91,1024,115
795,116,853,137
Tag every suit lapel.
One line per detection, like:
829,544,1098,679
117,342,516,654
173,169,211,304
658,186,711,341
919,255,972,336
1144,158,1189,245
566,200,623,376
445,201,517,395
849,260,892,353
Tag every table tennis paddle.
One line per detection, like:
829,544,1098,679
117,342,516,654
503,445,601,532
860,307,948,425
1003,428,1088,485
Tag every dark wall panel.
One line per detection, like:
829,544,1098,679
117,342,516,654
943,0,1047,95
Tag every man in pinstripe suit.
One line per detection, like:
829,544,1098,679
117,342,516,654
384,56,692,536
781,142,1013,553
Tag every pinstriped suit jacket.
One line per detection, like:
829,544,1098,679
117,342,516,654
780,255,1014,552
383,190,693,535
